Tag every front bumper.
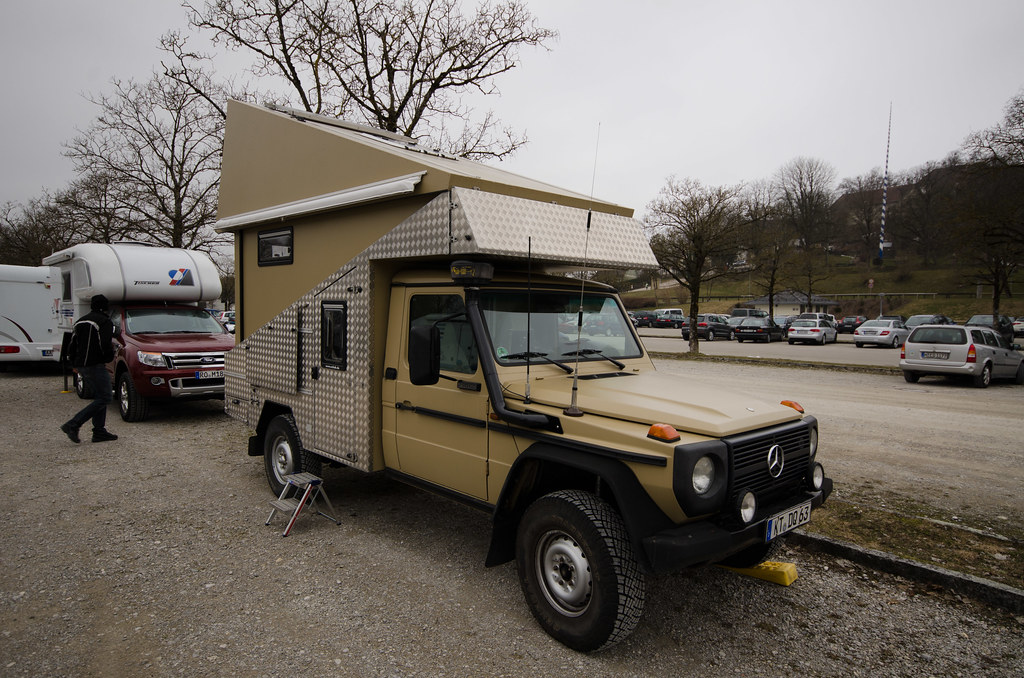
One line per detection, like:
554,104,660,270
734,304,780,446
641,477,833,573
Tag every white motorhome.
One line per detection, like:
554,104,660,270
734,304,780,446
0,264,63,363
42,243,234,420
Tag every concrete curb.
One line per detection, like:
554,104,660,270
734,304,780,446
789,530,1024,614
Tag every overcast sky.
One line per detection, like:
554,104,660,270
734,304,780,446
2,0,1023,217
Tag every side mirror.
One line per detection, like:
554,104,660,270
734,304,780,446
408,324,440,386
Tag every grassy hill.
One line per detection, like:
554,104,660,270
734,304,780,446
621,260,1024,320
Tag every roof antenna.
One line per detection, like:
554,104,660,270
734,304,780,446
564,123,601,417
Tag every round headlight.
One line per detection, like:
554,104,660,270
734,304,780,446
808,426,818,457
692,455,715,495
737,491,757,524
810,462,824,490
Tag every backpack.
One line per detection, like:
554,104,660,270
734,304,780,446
67,319,100,367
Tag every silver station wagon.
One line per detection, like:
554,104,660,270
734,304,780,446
900,324,1024,388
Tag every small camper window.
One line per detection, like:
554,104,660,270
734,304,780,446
321,302,347,370
258,227,293,266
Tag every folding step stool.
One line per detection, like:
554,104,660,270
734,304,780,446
265,472,341,537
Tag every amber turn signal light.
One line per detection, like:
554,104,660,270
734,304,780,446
780,400,804,413
647,423,681,443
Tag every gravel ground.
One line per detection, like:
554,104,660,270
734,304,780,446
2,366,1023,677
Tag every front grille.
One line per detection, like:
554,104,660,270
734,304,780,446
163,352,226,370
726,419,811,505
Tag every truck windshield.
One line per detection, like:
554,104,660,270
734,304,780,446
125,308,228,335
479,290,642,365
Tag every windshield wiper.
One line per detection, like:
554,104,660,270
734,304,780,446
562,348,626,370
504,351,574,374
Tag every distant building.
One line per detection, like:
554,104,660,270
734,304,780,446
745,290,840,316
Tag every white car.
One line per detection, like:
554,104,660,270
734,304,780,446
901,324,1023,388
854,319,910,348
787,319,837,345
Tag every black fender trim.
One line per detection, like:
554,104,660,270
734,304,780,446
485,441,674,572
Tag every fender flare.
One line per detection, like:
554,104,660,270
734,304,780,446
485,442,673,572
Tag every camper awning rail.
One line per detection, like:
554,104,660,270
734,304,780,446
214,171,426,233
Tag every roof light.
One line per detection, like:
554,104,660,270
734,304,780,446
647,423,680,443
780,400,804,413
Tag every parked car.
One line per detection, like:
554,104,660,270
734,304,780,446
773,315,797,332
734,317,785,342
965,314,1015,346
652,308,685,329
838,316,867,333
798,312,837,326
877,314,906,324
853,319,910,348
729,308,768,318
787,319,837,345
681,313,732,341
905,314,954,330
631,310,659,328
1014,317,1024,338
727,316,745,337
901,324,1024,388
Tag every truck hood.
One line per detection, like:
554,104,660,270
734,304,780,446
127,333,236,352
509,370,800,438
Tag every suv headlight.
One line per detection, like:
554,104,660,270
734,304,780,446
137,351,167,368
692,455,716,494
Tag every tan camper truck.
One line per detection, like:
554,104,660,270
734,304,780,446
218,103,831,651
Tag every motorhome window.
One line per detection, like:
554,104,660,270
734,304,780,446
61,271,72,301
479,290,642,364
258,227,293,266
409,294,477,374
321,302,347,370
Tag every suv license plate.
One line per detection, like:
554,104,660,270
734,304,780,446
195,369,222,380
765,501,812,542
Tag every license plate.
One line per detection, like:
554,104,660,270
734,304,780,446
42,349,53,356
765,501,812,542
921,351,949,359
195,369,223,380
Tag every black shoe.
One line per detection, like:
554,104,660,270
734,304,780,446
92,430,118,443
61,422,81,444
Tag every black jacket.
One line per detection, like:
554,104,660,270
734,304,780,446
70,310,115,367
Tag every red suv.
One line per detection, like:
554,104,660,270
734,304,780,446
107,303,236,421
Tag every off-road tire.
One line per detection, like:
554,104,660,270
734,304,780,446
718,537,783,568
516,490,645,652
117,372,149,422
263,414,321,496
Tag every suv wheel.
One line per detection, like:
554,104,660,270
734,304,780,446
516,490,645,652
705,330,714,342
117,372,149,422
74,371,93,400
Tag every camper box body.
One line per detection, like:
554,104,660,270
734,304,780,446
218,102,831,651
42,243,222,326
0,264,63,363
42,243,233,421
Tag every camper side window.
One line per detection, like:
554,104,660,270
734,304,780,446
409,294,477,375
258,227,293,266
321,302,347,370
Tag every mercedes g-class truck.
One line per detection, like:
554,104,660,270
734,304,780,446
216,102,832,652
42,243,234,421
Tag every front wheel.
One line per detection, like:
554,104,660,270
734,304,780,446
117,372,149,422
516,490,645,652
263,414,321,495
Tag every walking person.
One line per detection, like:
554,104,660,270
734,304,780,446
60,294,118,443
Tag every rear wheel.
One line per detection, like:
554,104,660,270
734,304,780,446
1015,362,1024,385
516,490,645,652
263,414,321,495
973,363,992,389
903,371,920,383
117,372,149,422
74,371,93,399
855,342,863,348
706,330,714,342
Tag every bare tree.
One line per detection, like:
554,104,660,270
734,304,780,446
54,172,139,244
774,157,837,251
892,160,958,266
964,90,1024,167
646,177,745,352
741,180,795,319
0,196,82,265
63,73,227,251
172,0,556,159
835,169,885,266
